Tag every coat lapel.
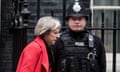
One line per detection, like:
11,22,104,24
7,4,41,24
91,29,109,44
34,36,49,72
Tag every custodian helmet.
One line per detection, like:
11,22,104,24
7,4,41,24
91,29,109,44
66,0,91,20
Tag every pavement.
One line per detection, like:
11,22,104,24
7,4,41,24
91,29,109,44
106,53,120,72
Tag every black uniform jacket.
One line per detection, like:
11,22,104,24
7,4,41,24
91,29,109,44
53,30,106,72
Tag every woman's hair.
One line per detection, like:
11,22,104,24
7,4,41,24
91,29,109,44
34,16,61,36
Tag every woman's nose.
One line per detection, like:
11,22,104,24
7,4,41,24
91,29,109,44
56,33,60,38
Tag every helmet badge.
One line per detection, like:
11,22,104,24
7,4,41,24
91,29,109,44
72,0,81,13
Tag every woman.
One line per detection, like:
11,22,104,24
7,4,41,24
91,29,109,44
16,16,61,72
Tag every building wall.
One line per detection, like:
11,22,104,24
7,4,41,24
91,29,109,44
1,0,13,72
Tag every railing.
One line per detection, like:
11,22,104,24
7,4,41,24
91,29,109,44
11,0,31,71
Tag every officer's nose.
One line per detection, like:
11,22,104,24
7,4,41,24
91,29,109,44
74,19,80,24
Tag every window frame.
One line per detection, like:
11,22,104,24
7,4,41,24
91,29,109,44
90,0,120,24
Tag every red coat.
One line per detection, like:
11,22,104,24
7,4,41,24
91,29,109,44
16,36,51,72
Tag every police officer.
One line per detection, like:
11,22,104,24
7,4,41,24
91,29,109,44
53,0,106,72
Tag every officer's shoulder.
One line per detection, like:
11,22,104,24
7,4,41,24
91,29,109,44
90,33,103,44
60,30,69,36
55,30,69,42
88,32,102,42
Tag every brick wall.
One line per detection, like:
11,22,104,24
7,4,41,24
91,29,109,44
1,0,13,72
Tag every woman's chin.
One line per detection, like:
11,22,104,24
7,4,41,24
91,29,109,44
49,42,55,46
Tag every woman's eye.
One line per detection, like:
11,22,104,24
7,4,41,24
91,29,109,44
54,32,58,34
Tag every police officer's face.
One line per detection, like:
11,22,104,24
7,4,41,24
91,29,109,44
68,16,86,32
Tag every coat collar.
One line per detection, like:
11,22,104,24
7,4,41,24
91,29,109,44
34,36,50,72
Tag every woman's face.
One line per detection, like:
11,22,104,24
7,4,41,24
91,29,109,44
44,28,60,46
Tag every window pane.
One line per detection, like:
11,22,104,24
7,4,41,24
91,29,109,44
93,0,120,6
92,9,120,72
92,10,120,53
117,10,120,53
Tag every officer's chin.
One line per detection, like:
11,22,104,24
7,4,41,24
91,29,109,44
72,29,84,32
